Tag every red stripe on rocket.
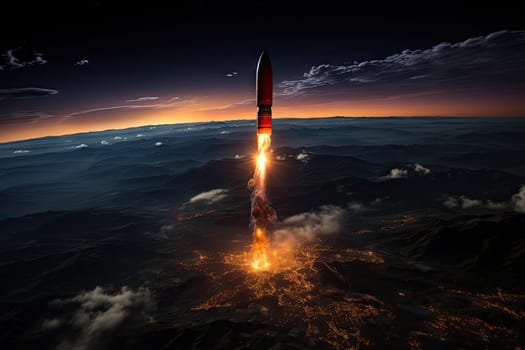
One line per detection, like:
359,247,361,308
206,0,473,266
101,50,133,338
256,51,272,135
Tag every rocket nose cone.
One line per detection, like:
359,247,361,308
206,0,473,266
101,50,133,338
257,51,272,74
257,51,272,106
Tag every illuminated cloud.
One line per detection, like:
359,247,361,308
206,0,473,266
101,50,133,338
154,141,162,146
381,168,408,180
74,59,89,66
226,71,238,77
414,163,431,174
45,286,152,350
189,189,228,204
100,140,109,145
0,87,58,100
125,96,159,102
279,30,525,96
13,149,30,154
0,48,47,70
74,143,88,149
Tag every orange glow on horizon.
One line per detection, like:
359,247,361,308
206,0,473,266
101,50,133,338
1,93,525,143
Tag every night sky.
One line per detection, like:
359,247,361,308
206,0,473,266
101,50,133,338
1,10,524,142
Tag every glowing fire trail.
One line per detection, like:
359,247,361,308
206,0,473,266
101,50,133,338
249,51,275,271
250,134,275,270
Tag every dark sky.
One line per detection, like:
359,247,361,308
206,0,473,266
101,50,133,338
1,9,524,142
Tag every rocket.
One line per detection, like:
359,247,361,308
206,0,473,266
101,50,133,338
256,51,272,135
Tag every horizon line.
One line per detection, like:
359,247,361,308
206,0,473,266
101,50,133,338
2,115,524,144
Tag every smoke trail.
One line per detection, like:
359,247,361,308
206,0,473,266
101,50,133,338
248,134,276,270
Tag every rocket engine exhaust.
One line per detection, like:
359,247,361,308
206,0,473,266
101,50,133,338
249,51,275,271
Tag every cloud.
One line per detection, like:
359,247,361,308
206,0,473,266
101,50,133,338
414,163,431,174
0,48,47,70
443,195,483,209
461,196,482,208
296,150,309,163
279,30,525,96
66,98,193,118
347,198,382,213
154,141,163,146
512,185,525,214
381,168,408,180
197,98,255,113
444,187,525,212
74,59,89,66
486,200,508,210
45,286,152,350
125,96,159,102
136,134,144,137
13,149,30,154
74,144,88,149
220,130,229,134
0,87,58,100
189,189,228,204
160,225,174,233
42,318,61,329
348,202,364,212
113,136,124,140
443,196,458,209
276,155,286,161
226,71,238,77
234,154,243,159
0,111,55,126
274,205,346,242
100,140,109,145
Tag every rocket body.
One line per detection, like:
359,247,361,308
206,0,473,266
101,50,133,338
256,52,272,135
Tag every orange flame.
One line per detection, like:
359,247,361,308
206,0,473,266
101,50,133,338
251,133,272,271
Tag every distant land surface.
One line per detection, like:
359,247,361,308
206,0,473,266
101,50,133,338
1,117,524,349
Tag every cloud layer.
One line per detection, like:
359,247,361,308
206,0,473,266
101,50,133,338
279,30,525,96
